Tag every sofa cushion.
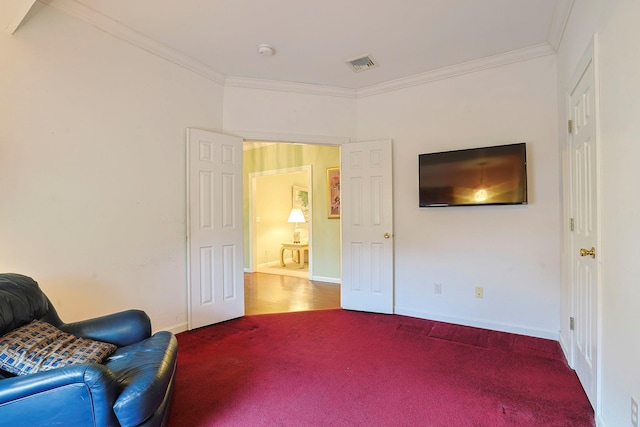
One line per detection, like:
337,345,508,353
0,320,117,375
105,331,178,426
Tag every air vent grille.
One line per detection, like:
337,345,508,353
346,54,378,72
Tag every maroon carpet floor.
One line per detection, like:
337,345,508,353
169,309,594,426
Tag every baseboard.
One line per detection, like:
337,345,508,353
558,332,572,367
246,266,333,280
259,260,288,268
310,275,341,284
394,307,559,341
157,321,188,335
164,312,557,340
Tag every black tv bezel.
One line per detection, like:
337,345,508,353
418,142,528,208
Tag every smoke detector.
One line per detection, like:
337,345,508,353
258,44,275,56
345,54,378,72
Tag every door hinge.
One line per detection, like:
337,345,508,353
570,317,575,331
568,119,573,134
570,218,575,232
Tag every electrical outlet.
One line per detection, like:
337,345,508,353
434,283,442,294
475,286,484,298
632,396,638,427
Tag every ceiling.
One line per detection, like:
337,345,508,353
38,0,572,92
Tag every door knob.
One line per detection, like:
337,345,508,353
580,247,596,259
384,232,391,239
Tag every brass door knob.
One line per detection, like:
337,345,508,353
580,247,596,258
384,232,391,239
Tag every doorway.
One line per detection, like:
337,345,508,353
188,130,395,326
244,141,341,284
243,141,342,315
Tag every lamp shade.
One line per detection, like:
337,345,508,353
288,208,306,223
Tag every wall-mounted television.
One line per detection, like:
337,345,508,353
419,142,528,207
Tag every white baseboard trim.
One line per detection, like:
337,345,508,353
310,276,341,284
558,332,572,366
246,266,336,283
157,321,188,335
394,307,560,341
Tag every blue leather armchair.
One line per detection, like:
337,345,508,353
0,273,178,427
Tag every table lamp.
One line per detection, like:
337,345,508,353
287,208,305,243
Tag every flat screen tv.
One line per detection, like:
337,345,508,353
419,142,528,207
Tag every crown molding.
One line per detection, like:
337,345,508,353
547,0,575,51
41,0,561,99
3,0,37,34
226,43,555,99
224,76,356,99
356,43,555,98
39,0,226,84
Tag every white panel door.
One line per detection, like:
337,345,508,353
187,128,244,329
569,54,598,408
341,139,394,314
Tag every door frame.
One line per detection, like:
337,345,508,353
234,130,350,281
563,34,603,414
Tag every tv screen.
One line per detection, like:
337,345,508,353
419,143,528,207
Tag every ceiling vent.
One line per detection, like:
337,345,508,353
345,54,378,73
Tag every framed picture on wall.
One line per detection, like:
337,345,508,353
292,186,309,221
327,167,340,219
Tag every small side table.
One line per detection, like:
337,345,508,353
280,242,309,269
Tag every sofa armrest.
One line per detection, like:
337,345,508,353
0,364,120,427
60,309,152,347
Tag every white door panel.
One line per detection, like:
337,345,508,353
341,139,394,313
569,51,598,408
187,128,244,329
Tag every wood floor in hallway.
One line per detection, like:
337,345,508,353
244,272,341,315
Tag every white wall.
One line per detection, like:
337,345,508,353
557,1,640,426
223,86,356,139
198,53,563,340
357,56,561,338
0,5,224,331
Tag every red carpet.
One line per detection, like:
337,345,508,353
169,310,594,426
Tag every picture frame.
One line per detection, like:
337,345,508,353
327,167,340,218
292,186,309,222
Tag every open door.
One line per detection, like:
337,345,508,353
341,139,394,313
187,128,244,329
568,41,599,409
